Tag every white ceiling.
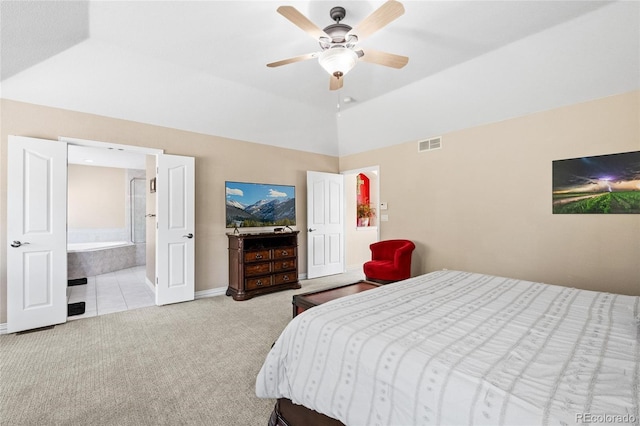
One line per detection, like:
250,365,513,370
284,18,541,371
2,1,639,157
68,144,147,170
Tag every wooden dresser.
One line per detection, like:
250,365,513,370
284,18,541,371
227,231,300,301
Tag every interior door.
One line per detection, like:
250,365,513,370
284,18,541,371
7,136,68,333
306,171,345,279
156,154,195,305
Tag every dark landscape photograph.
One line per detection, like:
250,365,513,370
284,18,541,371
552,151,640,214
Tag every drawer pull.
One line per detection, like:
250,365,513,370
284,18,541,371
281,250,289,256
282,275,289,281
255,254,263,259
282,262,289,268
256,280,264,286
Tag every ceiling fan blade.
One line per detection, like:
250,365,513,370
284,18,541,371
329,75,344,91
359,49,408,69
277,6,330,41
267,52,319,68
347,0,405,42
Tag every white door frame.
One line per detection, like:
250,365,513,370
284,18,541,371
341,165,381,241
60,137,167,297
341,165,381,271
61,137,163,156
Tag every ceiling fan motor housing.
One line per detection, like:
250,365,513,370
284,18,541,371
322,23,352,43
320,6,356,49
329,6,346,22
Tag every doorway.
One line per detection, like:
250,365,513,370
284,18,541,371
66,144,154,319
342,165,380,270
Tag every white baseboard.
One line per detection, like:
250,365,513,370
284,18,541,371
195,287,227,299
146,277,155,293
0,323,7,335
346,264,364,273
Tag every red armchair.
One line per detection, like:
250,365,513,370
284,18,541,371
363,239,415,284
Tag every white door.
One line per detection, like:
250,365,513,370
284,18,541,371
156,154,195,305
7,136,68,333
306,171,345,279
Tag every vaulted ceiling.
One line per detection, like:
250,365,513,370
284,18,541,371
2,1,639,156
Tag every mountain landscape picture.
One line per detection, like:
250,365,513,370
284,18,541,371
226,181,296,228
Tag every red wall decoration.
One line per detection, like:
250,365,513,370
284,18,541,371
357,173,370,205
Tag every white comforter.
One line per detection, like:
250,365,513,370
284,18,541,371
256,270,639,426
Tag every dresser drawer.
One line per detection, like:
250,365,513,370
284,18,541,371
245,250,271,262
273,247,296,259
244,262,272,277
274,272,297,285
273,259,296,272
246,276,273,290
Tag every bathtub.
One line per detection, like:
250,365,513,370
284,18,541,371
67,241,144,280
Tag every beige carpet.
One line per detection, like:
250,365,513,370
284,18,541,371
0,270,365,426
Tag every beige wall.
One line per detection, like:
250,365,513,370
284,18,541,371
0,99,338,323
1,92,638,324
68,164,126,228
340,91,640,296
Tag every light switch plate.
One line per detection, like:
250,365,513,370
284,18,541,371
380,202,388,210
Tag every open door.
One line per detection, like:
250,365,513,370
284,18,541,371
7,136,68,333
155,154,195,305
306,171,345,279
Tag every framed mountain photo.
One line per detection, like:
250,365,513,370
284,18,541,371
225,181,296,228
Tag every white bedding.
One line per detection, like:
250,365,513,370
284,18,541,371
256,270,639,426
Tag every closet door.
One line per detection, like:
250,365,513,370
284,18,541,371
7,136,68,333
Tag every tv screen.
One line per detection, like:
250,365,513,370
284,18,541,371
225,181,296,228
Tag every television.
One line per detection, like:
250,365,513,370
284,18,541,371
225,181,296,228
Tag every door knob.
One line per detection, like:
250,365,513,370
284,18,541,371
182,233,194,239
10,240,30,248
308,228,316,232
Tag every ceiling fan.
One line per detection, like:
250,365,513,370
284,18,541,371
267,0,409,90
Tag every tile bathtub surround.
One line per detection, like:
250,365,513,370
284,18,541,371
66,266,154,320
67,244,141,280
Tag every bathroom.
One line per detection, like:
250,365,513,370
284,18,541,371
66,145,156,317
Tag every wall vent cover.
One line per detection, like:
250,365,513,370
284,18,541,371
418,137,442,152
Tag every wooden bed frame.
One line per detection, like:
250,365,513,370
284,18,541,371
269,398,345,426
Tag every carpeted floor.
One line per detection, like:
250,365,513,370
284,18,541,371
0,270,365,425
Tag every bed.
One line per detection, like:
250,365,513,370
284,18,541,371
256,270,639,426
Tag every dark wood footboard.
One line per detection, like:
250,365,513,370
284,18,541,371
269,398,345,426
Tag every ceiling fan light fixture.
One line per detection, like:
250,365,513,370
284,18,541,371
318,48,358,78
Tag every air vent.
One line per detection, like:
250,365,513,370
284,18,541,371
418,137,442,152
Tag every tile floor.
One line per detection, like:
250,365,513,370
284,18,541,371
67,265,155,320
